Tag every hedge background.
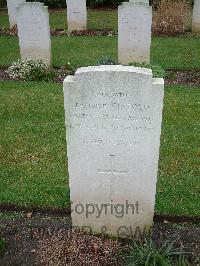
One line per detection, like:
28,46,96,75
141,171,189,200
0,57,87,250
0,0,194,9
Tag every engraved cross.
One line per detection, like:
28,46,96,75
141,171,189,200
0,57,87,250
97,155,127,176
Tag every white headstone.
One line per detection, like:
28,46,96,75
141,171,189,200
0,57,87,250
7,0,26,28
192,0,200,33
66,0,87,31
118,0,152,65
64,65,164,239
17,2,51,65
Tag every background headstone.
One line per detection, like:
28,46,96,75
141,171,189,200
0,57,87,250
17,2,51,65
66,0,87,31
192,0,200,33
7,0,26,28
64,65,164,238
118,0,152,65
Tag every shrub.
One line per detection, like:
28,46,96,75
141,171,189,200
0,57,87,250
97,56,117,65
153,0,191,36
29,0,66,8
8,0,122,8
87,0,123,8
97,58,165,78
7,59,55,82
129,62,166,78
0,0,193,8
0,0,6,8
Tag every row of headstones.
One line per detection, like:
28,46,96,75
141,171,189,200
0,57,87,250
6,0,152,67
7,0,200,33
9,0,152,67
7,0,86,31
7,0,200,67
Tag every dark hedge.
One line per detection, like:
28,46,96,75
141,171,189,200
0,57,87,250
0,0,194,9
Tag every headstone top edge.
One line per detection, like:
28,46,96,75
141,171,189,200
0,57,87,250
75,65,152,76
64,75,75,83
130,0,149,3
16,2,46,10
119,1,150,7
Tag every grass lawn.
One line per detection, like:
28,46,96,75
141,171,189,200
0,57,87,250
0,8,118,30
0,35,200,70
0,81,69,208
0,81,199,216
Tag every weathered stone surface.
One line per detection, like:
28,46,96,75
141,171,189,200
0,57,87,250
192,0,200,33
118,1,152,65
64,65,164,238
7,0,26,28
66,0,87,31
130,0,149,3
17,2,51,65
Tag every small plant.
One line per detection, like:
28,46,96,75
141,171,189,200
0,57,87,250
7,59,55,82
129,62,166,78
97,57,117,65
66,62,76,73
0,237,5,255
96,59,165,78
122,238,190,266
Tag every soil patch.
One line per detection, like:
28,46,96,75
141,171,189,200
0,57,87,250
2,28,200,38
0,68,10,81
51,29,116,36
166,70,200,86
0,211,71,265
48,8,117,12
0,28,116,37
1,68,200,86
0,210,199,265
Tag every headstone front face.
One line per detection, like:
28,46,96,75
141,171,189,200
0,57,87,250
66,0,87,31
192,0,200,33
64,65,164,239
118,0,152,65
17,2,51,65
7,0,26,28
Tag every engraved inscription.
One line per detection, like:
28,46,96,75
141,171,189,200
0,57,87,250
67,123,155,132
93,91,128,98
72,113,153,122
75,102,150,111
84,139,140,146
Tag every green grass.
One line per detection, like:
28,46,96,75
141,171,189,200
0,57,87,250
156,85,200,216
50,9,118,30
0,9,9,29
0,36,200,69
0,81,69,208
0,8,118,30
0,237,5,254
0,81,199,215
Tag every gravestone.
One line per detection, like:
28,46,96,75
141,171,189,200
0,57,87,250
192,0,200,33
66,0,87,31
17,2,51,65
7,0,26,28
64,65,164,238
118,0,152,65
